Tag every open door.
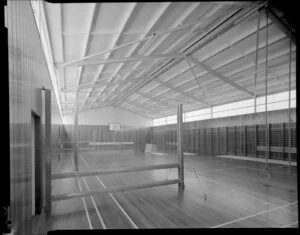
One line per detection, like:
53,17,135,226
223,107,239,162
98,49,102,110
31,112,42,215
31,115,35,216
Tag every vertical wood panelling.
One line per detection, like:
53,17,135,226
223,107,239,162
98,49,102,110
8,1,63,234
8,1,33,234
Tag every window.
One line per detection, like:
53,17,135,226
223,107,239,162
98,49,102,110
166,115,177,124
153,117,166,126
152,90,296,126
184,108,211,122
256,90,296,112
212,99,254,118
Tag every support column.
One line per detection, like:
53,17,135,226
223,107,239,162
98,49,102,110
74,94,79,172
211,128,213,156
268,123,271,159
254,8,261,113
244,125,247,156
218,127,220,155
59,125,61,161
177,104,185,193
225,127,228,155
93,129,96,150
255,124,258,157
282,123,285,159
234,126,237,155
265,7,269,170
288,27,292,173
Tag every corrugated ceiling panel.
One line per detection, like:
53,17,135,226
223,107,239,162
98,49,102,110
63,3,93,32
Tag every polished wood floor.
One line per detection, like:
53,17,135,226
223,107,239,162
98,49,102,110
32,149,298,233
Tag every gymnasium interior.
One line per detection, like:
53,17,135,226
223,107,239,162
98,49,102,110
4,1,298,234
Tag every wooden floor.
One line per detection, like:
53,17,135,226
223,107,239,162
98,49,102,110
32,149,298,233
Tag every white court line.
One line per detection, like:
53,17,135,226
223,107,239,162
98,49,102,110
80,155,138,229
95,176,138,229
211,201,298,228
70,153,75,169
80,155,107,229
82,177,107,229
281,220,298,228
69,153,93,229
219,161,297,176
185,171,293,209
192,166,245,174
80,155,90,167
76,177,93,229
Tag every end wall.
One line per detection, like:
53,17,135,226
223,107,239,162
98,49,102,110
62,106,152,127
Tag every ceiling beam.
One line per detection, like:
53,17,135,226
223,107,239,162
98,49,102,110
111,25,287,110
137,2,201,58
73,3,98,112
116,105,155,119
156,79,210,106
108,3,213,106
136,91,175,109
268,7,296,44
224,38,289,87
68,53,185,67
124,99,164,114
109,3,256,107
55,3,65,112
112,3,207,98
87,2,172,109
63,29,148,36
57,3,222,69
188,56,254,97
115,76,210,107
85,3,138,110
143,3,265,88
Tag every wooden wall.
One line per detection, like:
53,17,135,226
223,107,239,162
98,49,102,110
7,1,63,234
152,108,297,161
57,125,151,152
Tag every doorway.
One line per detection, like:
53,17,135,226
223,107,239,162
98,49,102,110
31,112,41,215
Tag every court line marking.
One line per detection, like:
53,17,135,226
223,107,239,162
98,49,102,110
80,154,90,167
188,164,297,203
190,166,245,174
185,171,294,208
76,177,93,229
95,176,138,229
216,159,297,176
281,220,298,228
82,177,107,229
69,153,93,229
190,163,297,179
211,201,298,228
80,155,138,229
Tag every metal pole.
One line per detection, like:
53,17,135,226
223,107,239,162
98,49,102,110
288,28,292,174
74,94,79,171
93,129,96,150
265,7,269,170
177,104,185,193
254,8,261,113
59,125,61,161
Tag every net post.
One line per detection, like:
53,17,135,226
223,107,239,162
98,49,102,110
254,7,260,114
177,103,185,193
288,27,293,174
93,129,96,150
264,7,269,170
74,93,79,172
